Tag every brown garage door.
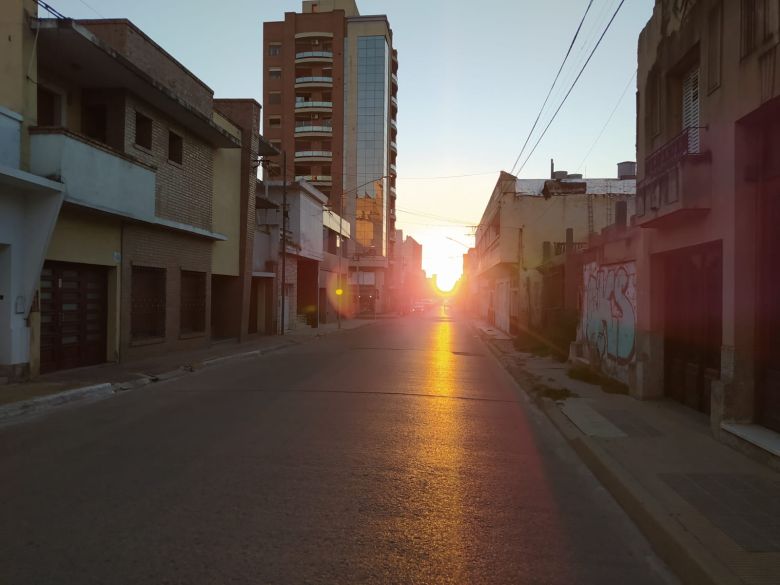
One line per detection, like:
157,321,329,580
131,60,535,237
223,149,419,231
40,262,108,374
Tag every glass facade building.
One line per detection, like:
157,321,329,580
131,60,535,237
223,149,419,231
354,35,389,256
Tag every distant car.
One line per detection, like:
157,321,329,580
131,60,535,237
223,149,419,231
411,302,426,313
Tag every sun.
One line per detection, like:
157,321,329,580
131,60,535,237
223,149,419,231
434,271,459,294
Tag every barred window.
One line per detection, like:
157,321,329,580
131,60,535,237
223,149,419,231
131,266,166,340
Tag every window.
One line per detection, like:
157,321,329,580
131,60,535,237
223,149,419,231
168,131,183,164
707,2,723,92
84,104,108,144
268,117,281,129
268,44,281,56
131,266,166,340
683,68,701,153
134,111,153,149
180,270,206,335
37,86,62,126
269,92,282,105
269,68,282,80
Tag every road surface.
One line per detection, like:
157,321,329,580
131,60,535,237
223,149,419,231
0,308,675,584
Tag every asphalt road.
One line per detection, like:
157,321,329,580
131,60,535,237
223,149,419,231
0,308,676,584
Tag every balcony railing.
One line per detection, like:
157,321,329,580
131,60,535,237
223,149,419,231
296,175,332,185
390,119,397,131
390,141,397,152
389,163,397,176
295,50,333,61
391,73,398,86
391,95,398,109
645,127,704,179
295,76,333,86
295,125,333,134
295,101,333,110
295,150,333,160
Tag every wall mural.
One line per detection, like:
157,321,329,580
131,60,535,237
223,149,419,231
579,261,637,380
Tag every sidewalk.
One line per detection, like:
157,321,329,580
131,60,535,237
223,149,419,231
477,322,780,585
0,318,379,417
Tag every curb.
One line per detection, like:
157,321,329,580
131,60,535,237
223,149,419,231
0,340,299,424
0,383,114,423
540,399,741,585
470,325,741,585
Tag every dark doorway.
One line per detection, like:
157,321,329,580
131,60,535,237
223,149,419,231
663,242,722,413
40,261,108,373
756,123,780,432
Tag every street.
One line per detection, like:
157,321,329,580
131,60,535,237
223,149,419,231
0,309,674,584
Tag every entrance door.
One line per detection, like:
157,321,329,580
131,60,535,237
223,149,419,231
40,262,108,373
664,243,722,413
757,174,780,432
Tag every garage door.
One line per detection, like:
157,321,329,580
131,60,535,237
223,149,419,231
40,261,108,373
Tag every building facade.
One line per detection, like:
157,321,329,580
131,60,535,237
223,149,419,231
1,5,278,380
635,0,780,449
262,0,398,314
474,168,635,336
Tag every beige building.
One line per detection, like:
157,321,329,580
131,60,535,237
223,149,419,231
475,169,635,335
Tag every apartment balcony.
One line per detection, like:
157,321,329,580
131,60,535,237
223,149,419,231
390,141,397,153
391,73,398,87
295,124,333,138
295,150,333,163
295,76,333,89
295,101,333,113
295,51,333,64
29,128,156,222
295,174,332,187
390,185,396,199
636,127,712,228
389,162,397,176
390,119,397,131
391,95,398,110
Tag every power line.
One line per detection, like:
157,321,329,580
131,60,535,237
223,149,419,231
396,207,475,225
515,0,627,177
76,0,105,18
577,70,636,172
509,0,595,175
34,0,66,18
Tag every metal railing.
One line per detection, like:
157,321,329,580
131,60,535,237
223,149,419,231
645,127,706,179
295,150,333,159
295,50,333,60
295,76,333,85
295,125,333,134
295,101,333,109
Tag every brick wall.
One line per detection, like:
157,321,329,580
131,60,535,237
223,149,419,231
121,224,212,360
79,20,213,117
124,95,214,231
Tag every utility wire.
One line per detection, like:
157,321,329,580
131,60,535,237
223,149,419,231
577,71,636,172
76,0,105,18
515,0,627,177
509,0,595,175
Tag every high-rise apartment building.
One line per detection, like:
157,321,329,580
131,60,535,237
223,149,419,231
262,0,398,314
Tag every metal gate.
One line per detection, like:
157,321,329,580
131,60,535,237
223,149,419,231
39,261,108,373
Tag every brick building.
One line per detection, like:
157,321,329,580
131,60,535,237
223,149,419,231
262,0,399,313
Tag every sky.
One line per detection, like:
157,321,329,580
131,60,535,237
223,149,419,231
49,0,654,289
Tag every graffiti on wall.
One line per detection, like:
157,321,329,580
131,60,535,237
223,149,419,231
580,261,637,379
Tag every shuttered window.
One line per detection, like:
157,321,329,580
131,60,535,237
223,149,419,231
180,270,206,335
682,68,700,154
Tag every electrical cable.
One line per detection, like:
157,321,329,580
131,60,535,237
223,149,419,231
509,0,595,175
515,0,628,177
577,70,636,172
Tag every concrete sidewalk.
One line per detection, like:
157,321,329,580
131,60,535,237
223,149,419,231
479,326,780,585
0,318,380,418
